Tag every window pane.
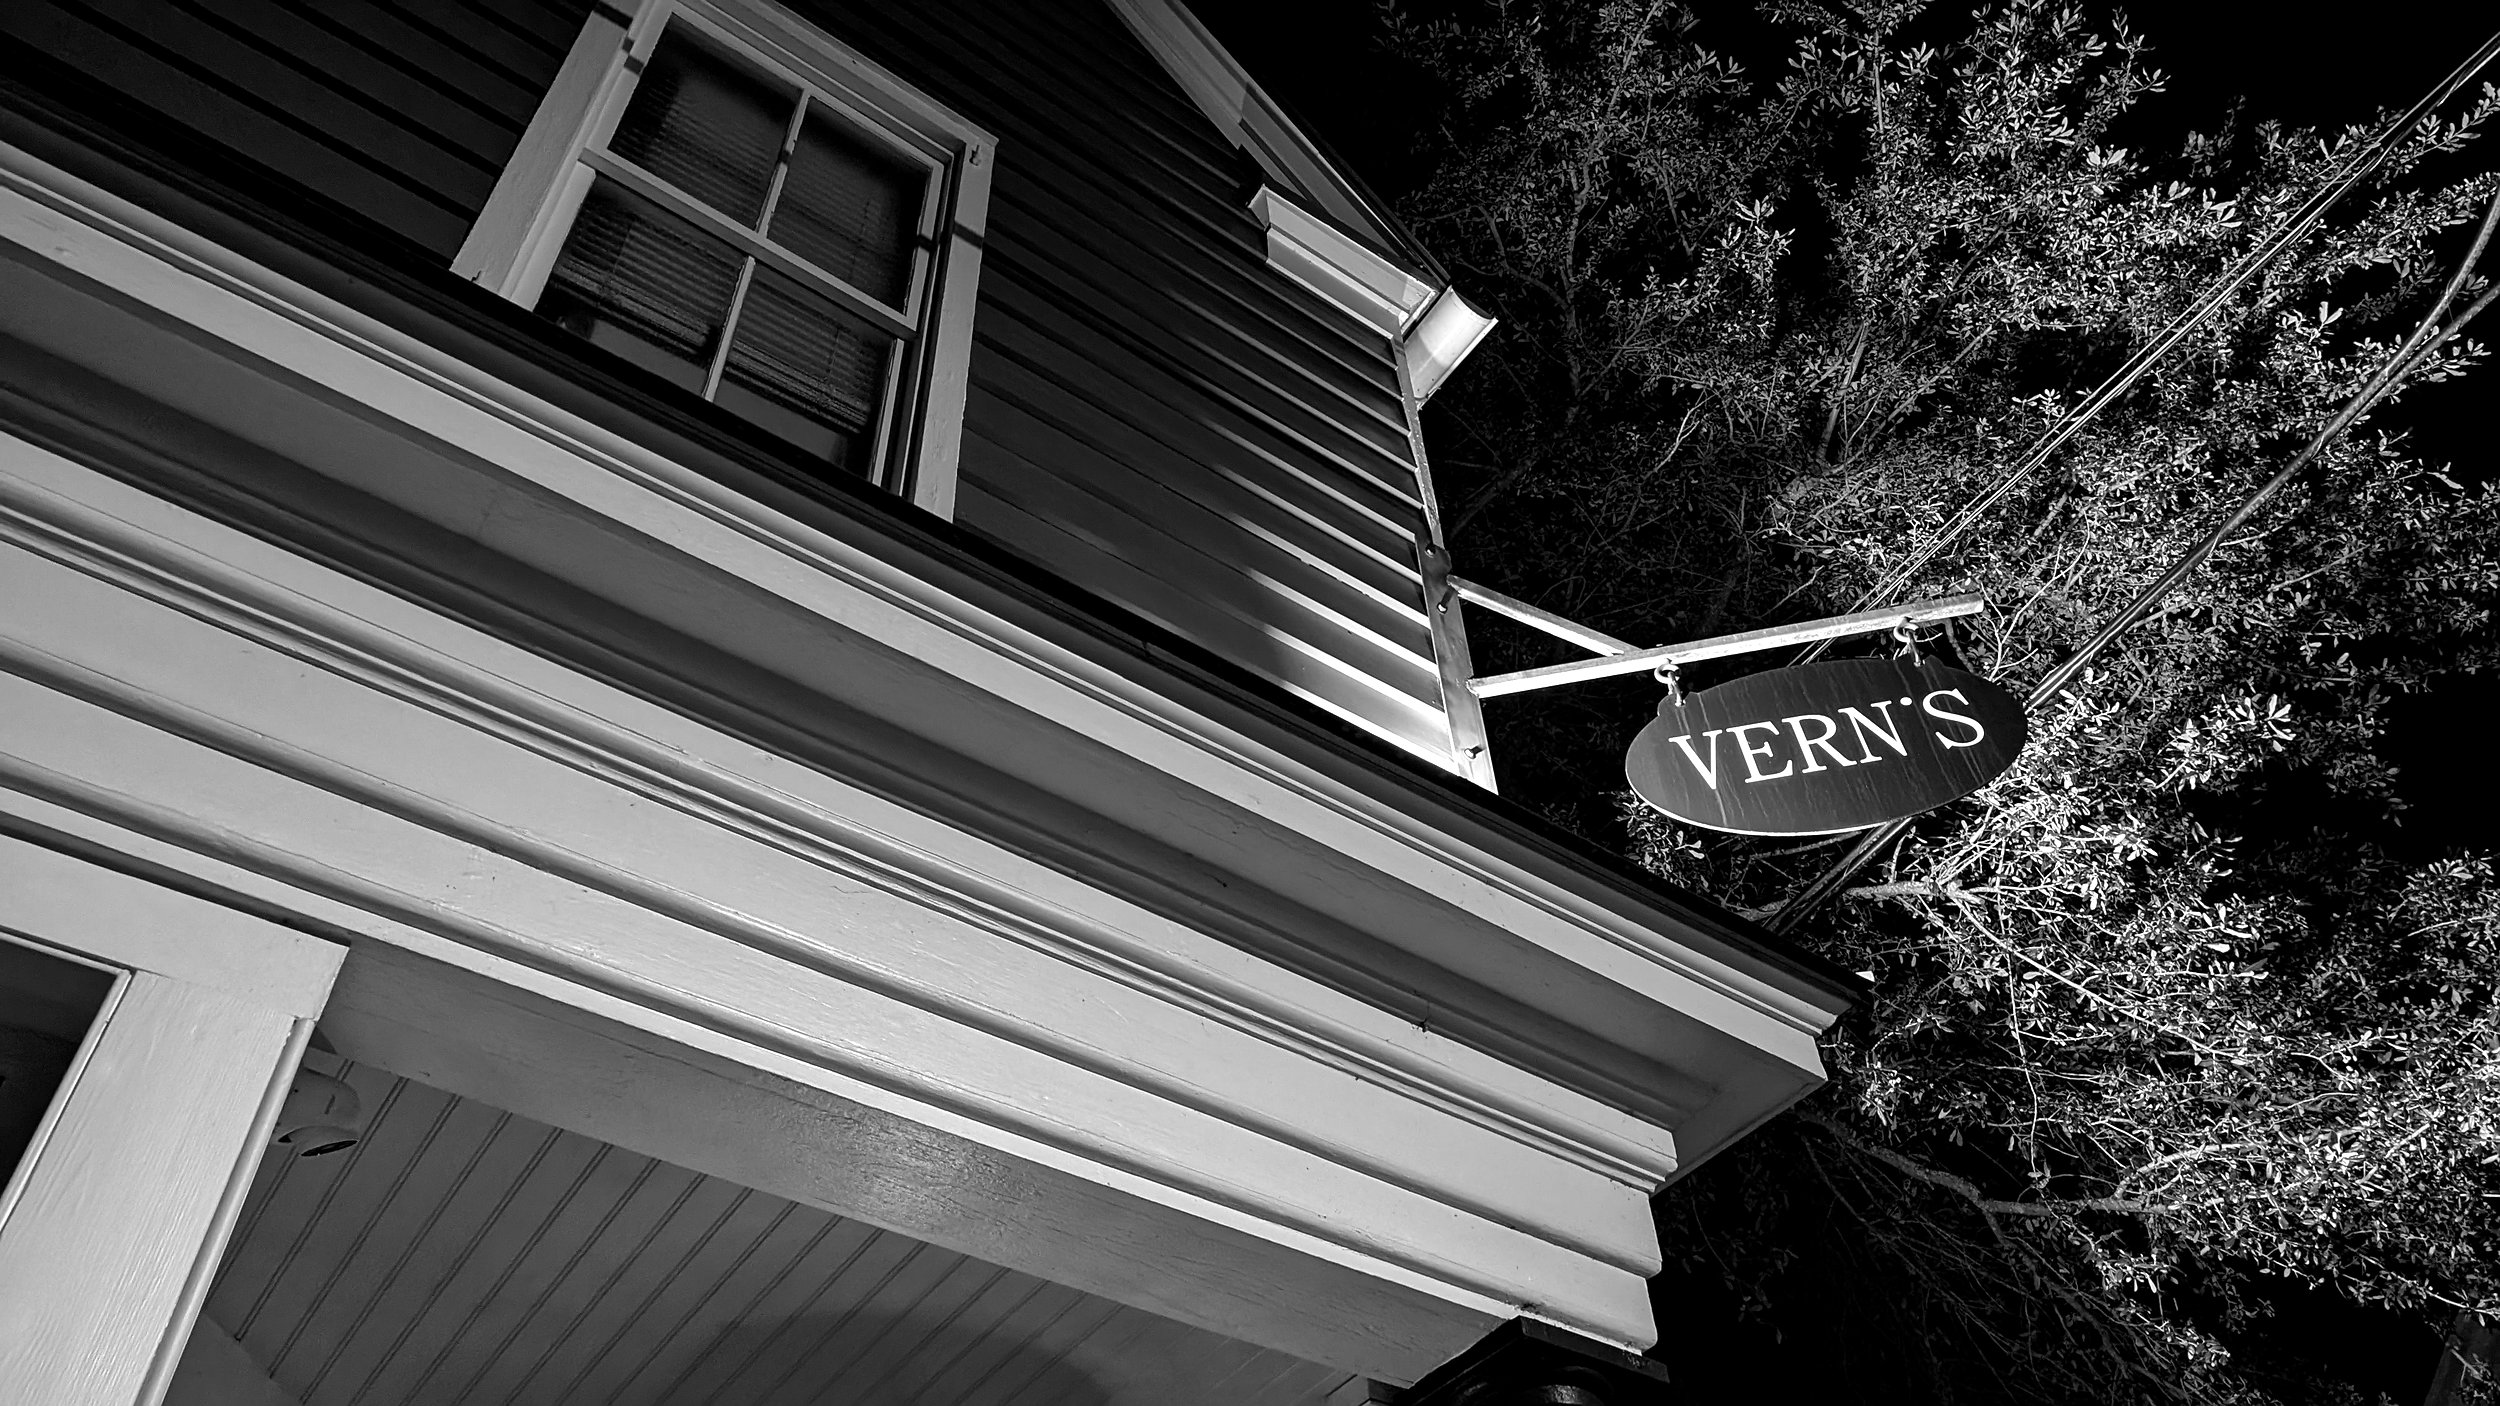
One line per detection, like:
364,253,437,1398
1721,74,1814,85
541,183,744,393
771,111,922,308
720,266,892,471
611,26,795,227
0,940,113,1192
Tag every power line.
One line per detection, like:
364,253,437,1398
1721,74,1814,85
1769,179,2500,936
1799,26,2500,664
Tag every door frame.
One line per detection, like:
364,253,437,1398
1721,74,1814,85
0,835,343,1406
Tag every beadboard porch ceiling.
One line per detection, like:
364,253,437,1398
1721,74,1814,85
203,1063,1354,1406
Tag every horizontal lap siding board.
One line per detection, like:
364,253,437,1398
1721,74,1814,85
0,0,587,261
951,475,1451,755
989,176,1411,461
959,392,1435,676
5,0,1466,772
978,278,1422,535
972,348,1427,619
983,241,1422,504
796,0,1467,774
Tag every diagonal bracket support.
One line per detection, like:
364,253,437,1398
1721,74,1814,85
1441,578,1985,699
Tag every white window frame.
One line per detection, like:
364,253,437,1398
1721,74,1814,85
0,836,342,1406
454,0,995,519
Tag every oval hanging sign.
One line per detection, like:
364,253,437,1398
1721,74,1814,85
1626,656,2027,836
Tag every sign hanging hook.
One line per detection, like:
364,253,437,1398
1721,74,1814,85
1655,659,1685,706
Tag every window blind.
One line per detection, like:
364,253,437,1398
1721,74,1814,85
776,114,918,306
539,18,930,478
542,183,740,392
610,29,789,227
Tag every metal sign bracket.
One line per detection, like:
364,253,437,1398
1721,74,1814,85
1439,578,1986,699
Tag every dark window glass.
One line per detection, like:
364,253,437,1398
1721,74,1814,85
548,23,923,479
720,266,891,470
541,183,743,393
0,940,114,1190
610,27,795,227
772,113,921,307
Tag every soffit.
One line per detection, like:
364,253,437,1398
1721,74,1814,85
209,1062,1352,1406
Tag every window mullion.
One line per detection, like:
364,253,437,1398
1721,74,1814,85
754,93,810,243
580,149,916,336
704,256,760,399
704,94,806,403
866,337,906,486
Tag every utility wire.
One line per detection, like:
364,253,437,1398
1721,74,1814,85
1797,26,2500,665
1768,181,2500,935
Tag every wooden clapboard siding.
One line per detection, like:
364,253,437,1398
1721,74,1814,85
789,0,1465,771
971,358,1426,619
0,0,587,260
202,1064,1355,1405
974,297,1423,557
952,476,1451,755
1,0,1470,772
960,417,1437,685
987,177,1412,455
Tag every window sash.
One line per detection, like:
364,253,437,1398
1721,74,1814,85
452,0,994,514
579,146,915,339
567,11,935,473
587,10,940,310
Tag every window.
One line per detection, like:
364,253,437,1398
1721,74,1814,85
456,0,994,516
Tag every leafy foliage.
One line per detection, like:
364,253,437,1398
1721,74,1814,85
1391,1,2500,1400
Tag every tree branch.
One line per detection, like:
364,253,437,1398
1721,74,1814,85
1796,1111,2162,1221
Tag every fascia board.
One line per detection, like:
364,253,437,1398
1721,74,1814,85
0,797,1527,1381
0,140,1850,1161
0,432,1662,1353
0,411,1679,1205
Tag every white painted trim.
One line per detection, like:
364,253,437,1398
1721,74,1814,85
138,1021,314,1406
1403,286,1499,403
449,0,994,517
0,789,1522,1382
448,0,642,293
0,446,1671,1351
0,839,340,1016
908,137,990,518
0,837,339,1406
0,133,1846,1304
1248,186,1434,339
0,142,1846,1075
0,443,1673,1219
1111,3,1501,448
1396,332,1496,793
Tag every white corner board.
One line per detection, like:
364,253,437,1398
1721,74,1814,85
0,838,341,1406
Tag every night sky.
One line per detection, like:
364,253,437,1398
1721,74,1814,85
1184,5,2498,1395
1194,0,2500,856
